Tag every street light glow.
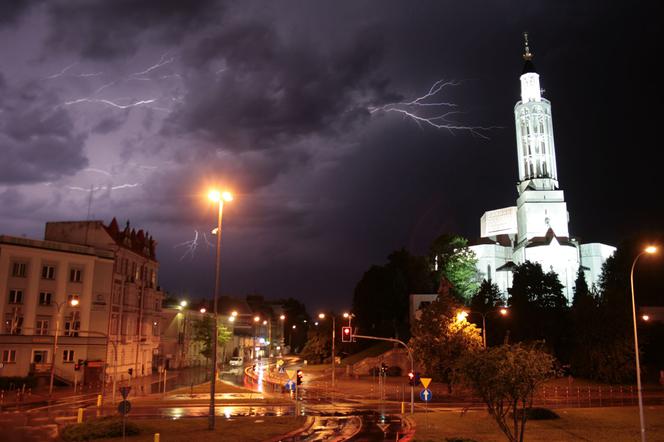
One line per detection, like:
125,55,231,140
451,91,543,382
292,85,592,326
263,320,267,325
343,312,349,318
645,246,657,254
642,314,650,321
254,316,260,322
222,191,233,202
228,315,235,322
70,299,79,307
292,325,297,329
231,311,238,317
499,308,508,316
280,315,286,320
208,190,221,202
318,313,325,319
456,311,468,322
180,300,187,307
200,308,206,313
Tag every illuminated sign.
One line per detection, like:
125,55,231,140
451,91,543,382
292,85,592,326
481,207,517,237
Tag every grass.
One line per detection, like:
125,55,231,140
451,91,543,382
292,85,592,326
89,416,306,442
413,406,664,441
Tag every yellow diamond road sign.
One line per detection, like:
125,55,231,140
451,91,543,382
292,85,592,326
277,359,284,367
420,377,432,389
286,370,296,380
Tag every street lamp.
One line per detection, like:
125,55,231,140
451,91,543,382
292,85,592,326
630,245,657,442
49,298,79,398
318,312,337,389
207,188,233,431
458,308,508,348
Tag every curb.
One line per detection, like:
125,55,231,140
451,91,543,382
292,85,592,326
262,415,315,442
398,415,416,441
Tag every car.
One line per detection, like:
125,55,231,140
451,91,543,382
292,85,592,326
229,356,243,366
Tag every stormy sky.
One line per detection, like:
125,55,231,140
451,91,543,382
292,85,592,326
1,1,661,311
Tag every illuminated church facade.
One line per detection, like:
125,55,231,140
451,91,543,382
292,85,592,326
469,35,615,303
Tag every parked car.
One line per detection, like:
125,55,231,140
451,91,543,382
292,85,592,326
229,356,244,366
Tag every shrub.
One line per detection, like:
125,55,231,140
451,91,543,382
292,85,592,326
60,416,140,441
446,438,479,442
0,376,38,390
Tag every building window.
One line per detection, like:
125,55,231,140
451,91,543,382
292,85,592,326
39,292,52,305
8,289,23,304
12,262,27,277
64,320,80,337
36,319,50,335
63,350,74,363
70,268,82,283
42,265,56,280
1,350,16,363
33,350,48,363
4,315,23,334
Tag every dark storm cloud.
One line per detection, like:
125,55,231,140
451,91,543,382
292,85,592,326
165,22,396,152
0,0,38,26
0,76,87,183
45,0,223,59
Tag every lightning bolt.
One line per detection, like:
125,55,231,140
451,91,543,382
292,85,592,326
174,229,217,260
64,98,157,109
370,79,500,139
129,52,174,79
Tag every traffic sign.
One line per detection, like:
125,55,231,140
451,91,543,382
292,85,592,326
419,388,432,402
286,369,296,380
377,423,389,433
119,386,131,399
284,380,295,391
420,377,432,389
277,359,284,367
118,400,131,415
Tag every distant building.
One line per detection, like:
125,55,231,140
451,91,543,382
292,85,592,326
409,294,438,324
0,219,163,385
469,35,615,302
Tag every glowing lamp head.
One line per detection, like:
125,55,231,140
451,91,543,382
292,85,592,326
231,311,238,317
456,311,469,322
222,191,233,202
645,246,657,254
343,312,349,318
208,190,221,202
254,316,260,322
228,315,235,322
292,324,296,329
280,315,286,320
180,300,187,307
318,313,325,319
199,308,206,314
263,320,267,325
70,299,79,307
499,308,508,316
642,314,650,321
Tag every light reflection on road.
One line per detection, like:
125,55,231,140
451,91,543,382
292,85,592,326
161,405,292,419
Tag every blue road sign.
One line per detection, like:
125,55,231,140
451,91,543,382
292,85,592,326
419,388,432,402
285,380,295,391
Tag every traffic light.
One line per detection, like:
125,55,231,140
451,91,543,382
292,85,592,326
296,369,303,385
341,326,352,342
128,367,133,376
74,359,82,371
408,371,415,386
380,363,388,375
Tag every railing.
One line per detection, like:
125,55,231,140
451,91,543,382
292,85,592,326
30,363,52,374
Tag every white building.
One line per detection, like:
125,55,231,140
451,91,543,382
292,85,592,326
469,35,615,302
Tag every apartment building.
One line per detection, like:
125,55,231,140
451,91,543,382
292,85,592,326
0,219,164,385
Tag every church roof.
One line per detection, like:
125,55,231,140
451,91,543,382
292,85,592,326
525,228,575,248
469,234,512,247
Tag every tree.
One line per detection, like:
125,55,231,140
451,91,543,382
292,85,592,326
409,280,482,392
458,343,555,442
429,234,479,302
352,249,433,339
470,279,504,314
300,323,331,364
192,316,232,360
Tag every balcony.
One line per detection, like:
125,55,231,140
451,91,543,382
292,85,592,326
30,362,52,375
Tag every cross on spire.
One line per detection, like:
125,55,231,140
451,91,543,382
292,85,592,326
523,32,533,60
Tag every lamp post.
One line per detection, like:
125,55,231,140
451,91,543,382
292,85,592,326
630,245,657,442
49,298,79,398
207,189,233,431
318,313,336,389
459,308,508,348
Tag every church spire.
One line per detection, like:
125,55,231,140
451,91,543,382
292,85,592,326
521,32,537,75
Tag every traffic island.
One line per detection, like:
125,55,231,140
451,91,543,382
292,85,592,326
60,416,306,442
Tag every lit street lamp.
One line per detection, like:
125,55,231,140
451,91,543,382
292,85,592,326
207,188,233,431
630,245,657,442
318,312,339,389
459,308,508,348
49,298,79,398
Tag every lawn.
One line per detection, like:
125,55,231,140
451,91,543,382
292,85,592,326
89,416,306,442
413,406,664,441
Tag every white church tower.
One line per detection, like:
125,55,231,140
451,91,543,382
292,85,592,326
469,33,615,303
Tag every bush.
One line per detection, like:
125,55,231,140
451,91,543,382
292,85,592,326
60,416,140,441
513,407,560,420
446,438,479,442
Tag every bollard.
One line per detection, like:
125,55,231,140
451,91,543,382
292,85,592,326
77,408,84,424
401,401,405,414
154,433,160,442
